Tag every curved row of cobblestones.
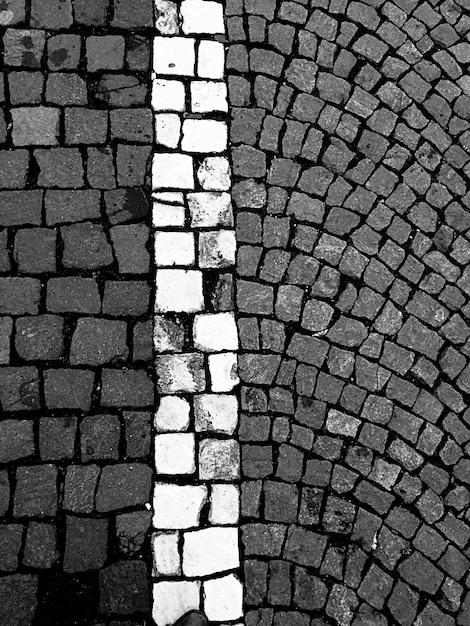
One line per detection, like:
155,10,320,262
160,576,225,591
227,0,470,624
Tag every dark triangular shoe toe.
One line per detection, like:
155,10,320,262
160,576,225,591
173,611,209,626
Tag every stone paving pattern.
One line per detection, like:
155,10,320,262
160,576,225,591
227,0,470,624
151,2,243,624
0,0,154,624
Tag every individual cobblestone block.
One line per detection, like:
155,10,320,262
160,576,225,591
14,465,58,517
0,524,23,570
47,34,81,71
0,419,34,463
11,107,59,145
110,225,150,274
35,148,84,188
154,37,196,76
96,464,152,512
62,222,113,269
15,228,56,274
117,144,152,187
124,411,151,458
15,315,64,361
47,277,101,314
117,510,151,556
39,417,77,461
63,465,100,514
156,270,204,313
46,73,87,105
0,150,29,188
80,414,120,461
86,36,125,72
23,523,58,569
195,395,238,434
0,278,40,314
3,29,45,67
155,433,196,475
65,108,108,144
70,318,128,366
0,366,40,411
199,439,240,480
0,192,41,229
183,527,239,577
110,109,153,143
43,369,94,410
87,147,115,189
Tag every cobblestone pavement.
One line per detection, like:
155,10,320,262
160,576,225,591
0,0,154,624
227,0,470,624
1,0,470,625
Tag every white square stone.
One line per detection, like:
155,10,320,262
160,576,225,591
156,353,206,394
154,37,196,76
188,192,233,227
209,484,239,524
152,79,186,112
181,0,225,34
182,119,227,153
153,581,201,626
153,532,181,576
209,352,239,392
191,81,228,113
153,202,186,227
197,40,225,79
155,269,204,312
155,232,195,267
155,433,196,474
153,153,194,190
155,0,179,36
155,396,191,432
193,312,238,352
199,230,236,268
203,575,243,621
153,483,208,529
326,409,361,438
197,158,231,191
194,394,238,434
199,439,240,480
155,114,181,148
182,527,239,576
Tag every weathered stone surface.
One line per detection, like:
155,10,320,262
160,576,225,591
70,318,128,366
96,464,152,512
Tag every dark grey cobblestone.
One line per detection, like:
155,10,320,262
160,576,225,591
230,0,470,623
0,1,154,624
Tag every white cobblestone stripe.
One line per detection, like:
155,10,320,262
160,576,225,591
151,2,243,625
